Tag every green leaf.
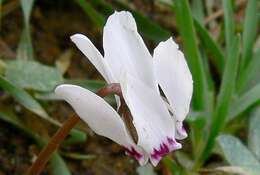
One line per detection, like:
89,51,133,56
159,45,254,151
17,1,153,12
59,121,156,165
0,76,87,147
162,156,183,175
0,111,71,175
20,0,34,25
222,0,235,54
19,0,35,60
63,129,87,146
0,76,60,126
228,83,260,121
6,60,64,92
191,0,204,24
173,0,208,110
137,164,157,175
199,36,240,165
162,156,190,175
241,0,258,69
17,28,34,60
74,0,105,28
0,110,40,141
50,153,71,175
217,134,260,174
249,107,260,160
237,48,260,94
175,152,194,170
64,79,105,92
194,19,225,74
61,152,96,160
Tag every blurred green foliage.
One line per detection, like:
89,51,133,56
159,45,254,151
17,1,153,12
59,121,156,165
0,0,259,174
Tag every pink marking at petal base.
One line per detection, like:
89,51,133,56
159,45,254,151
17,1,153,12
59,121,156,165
150,137,182,166
124,146,143,160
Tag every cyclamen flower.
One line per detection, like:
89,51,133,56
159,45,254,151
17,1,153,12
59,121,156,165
55,11,193,166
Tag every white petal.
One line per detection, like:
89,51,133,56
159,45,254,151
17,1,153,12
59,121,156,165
120,73,181,166
55,84,148,165
153,37,193,139
103,11,155,88
70,34,114,83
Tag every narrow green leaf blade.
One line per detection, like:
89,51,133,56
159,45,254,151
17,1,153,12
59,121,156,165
199,36,240,164
229,83,260,121
191,0,204,24
0,76,60,126
17,28,34,60
223,0,235,54
194,19,225,74
162,156,183,175
74,0,105,28
0,111,71,175
63,129,87,146
238,48,260,94
19,0,35,60
249,107,260,160
241,0,258,69
174,0,208,110
20,0,34,25
50,153,71,175
61,152,95,160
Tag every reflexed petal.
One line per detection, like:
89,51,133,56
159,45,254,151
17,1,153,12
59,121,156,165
103,11,155,88
70,34,114,83
55,84,148,165
153,37,193,138
120,73,181,166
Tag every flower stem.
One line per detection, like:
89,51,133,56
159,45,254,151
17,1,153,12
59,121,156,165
26,83,121,175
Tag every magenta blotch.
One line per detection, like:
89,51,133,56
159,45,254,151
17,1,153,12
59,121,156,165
124,146,143,160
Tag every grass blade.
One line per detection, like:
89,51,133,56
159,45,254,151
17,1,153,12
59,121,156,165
20,0,34,25
18,0,35,60
238,45,260,94
0,77,87,144
74,0,105,28
0,76,60,125
17,28,34,60
228,83,260,121
173,0,208,110
223,0,235,55
197,36,240,167
0,111,71,175
162,156,183,175
194,19,225,74
191,0,204,24
241,0,258,69
50,153,71,175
